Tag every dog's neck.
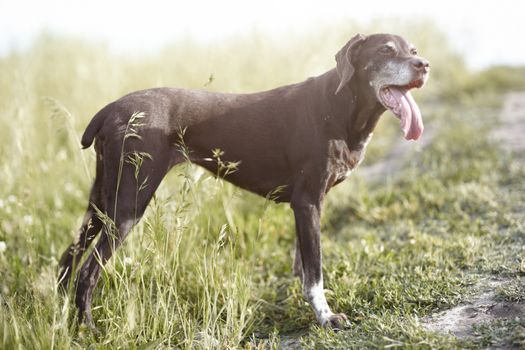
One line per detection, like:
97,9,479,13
314,69,385,149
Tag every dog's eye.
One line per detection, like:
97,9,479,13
410,47,418,55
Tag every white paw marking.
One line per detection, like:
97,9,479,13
306,282,334,324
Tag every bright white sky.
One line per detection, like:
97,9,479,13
1,0,524,69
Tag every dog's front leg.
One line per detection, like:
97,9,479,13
292,201,348,329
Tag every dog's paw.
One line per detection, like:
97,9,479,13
322,313,349,331
78,318,101,340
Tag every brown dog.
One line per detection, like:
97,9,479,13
59,33,429,329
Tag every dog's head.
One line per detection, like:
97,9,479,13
335,33,430,140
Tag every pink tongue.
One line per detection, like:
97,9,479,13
389,88,424,140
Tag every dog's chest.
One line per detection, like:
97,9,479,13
327,133,373,183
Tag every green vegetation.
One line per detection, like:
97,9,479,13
0,21,524,349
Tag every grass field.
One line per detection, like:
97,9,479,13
1,21,524,349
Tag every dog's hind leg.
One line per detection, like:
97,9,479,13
58,148,105,289
74,139,171,328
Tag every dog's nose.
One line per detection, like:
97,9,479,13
411,58,430,73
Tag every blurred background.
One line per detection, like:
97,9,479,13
2,0,525,69
1,1,525,348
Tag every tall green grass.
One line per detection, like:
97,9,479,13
1,20,524,349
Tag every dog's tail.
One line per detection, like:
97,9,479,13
81,106,109,149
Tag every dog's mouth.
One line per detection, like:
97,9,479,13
379,79,425,141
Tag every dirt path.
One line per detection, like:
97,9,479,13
361,91,525,183
422,277,524,338
421,92,525,347
491,92,525,154
358,127,435,183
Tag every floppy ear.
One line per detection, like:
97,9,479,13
335,33,366,95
